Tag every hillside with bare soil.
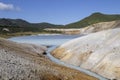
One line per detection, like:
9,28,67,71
45,20,120,35
80,20,120,34
52,28,120,80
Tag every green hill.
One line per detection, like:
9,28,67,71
0,18,62,33
1,12,120,37
0,18,63,37
0,18,32,27
64,12,120,28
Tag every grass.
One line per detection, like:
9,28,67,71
0,31,62,38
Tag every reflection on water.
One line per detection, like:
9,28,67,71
8,34,82,46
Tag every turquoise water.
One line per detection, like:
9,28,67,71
9,34,82,46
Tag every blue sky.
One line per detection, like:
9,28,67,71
0,0,120,24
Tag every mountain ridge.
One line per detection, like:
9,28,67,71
1,12,120,36
1,12,120,29
64,12,120,28
0,18,62,28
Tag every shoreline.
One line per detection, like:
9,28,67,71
0,32,63,38
46,45,108,80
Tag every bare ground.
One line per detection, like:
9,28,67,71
0,38,97,80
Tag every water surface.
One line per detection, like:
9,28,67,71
9,34,81,46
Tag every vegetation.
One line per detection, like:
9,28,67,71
0,18,62,28
0,30,62,38
64,12,120,28
0,18,62,33
0,19,62,38
1,12,120,38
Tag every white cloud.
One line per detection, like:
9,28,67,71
0,2,20,11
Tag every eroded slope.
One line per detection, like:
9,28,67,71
52,28,120,79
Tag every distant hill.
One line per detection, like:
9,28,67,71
0,18,62,33
1,12,120,34
64,12,120,28
34,22,62,28
0,18,34,28
0,18,62,28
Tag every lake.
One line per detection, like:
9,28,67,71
8,34,82,46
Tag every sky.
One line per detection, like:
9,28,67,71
0,0,120,25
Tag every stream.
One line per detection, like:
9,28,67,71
9,34,108,80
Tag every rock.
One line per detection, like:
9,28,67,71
52,28,120,79
80,20,120,34
44,20,120,35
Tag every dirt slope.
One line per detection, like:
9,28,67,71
80,20,120,34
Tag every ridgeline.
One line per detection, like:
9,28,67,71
1,12,120,37
64,12,120,28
